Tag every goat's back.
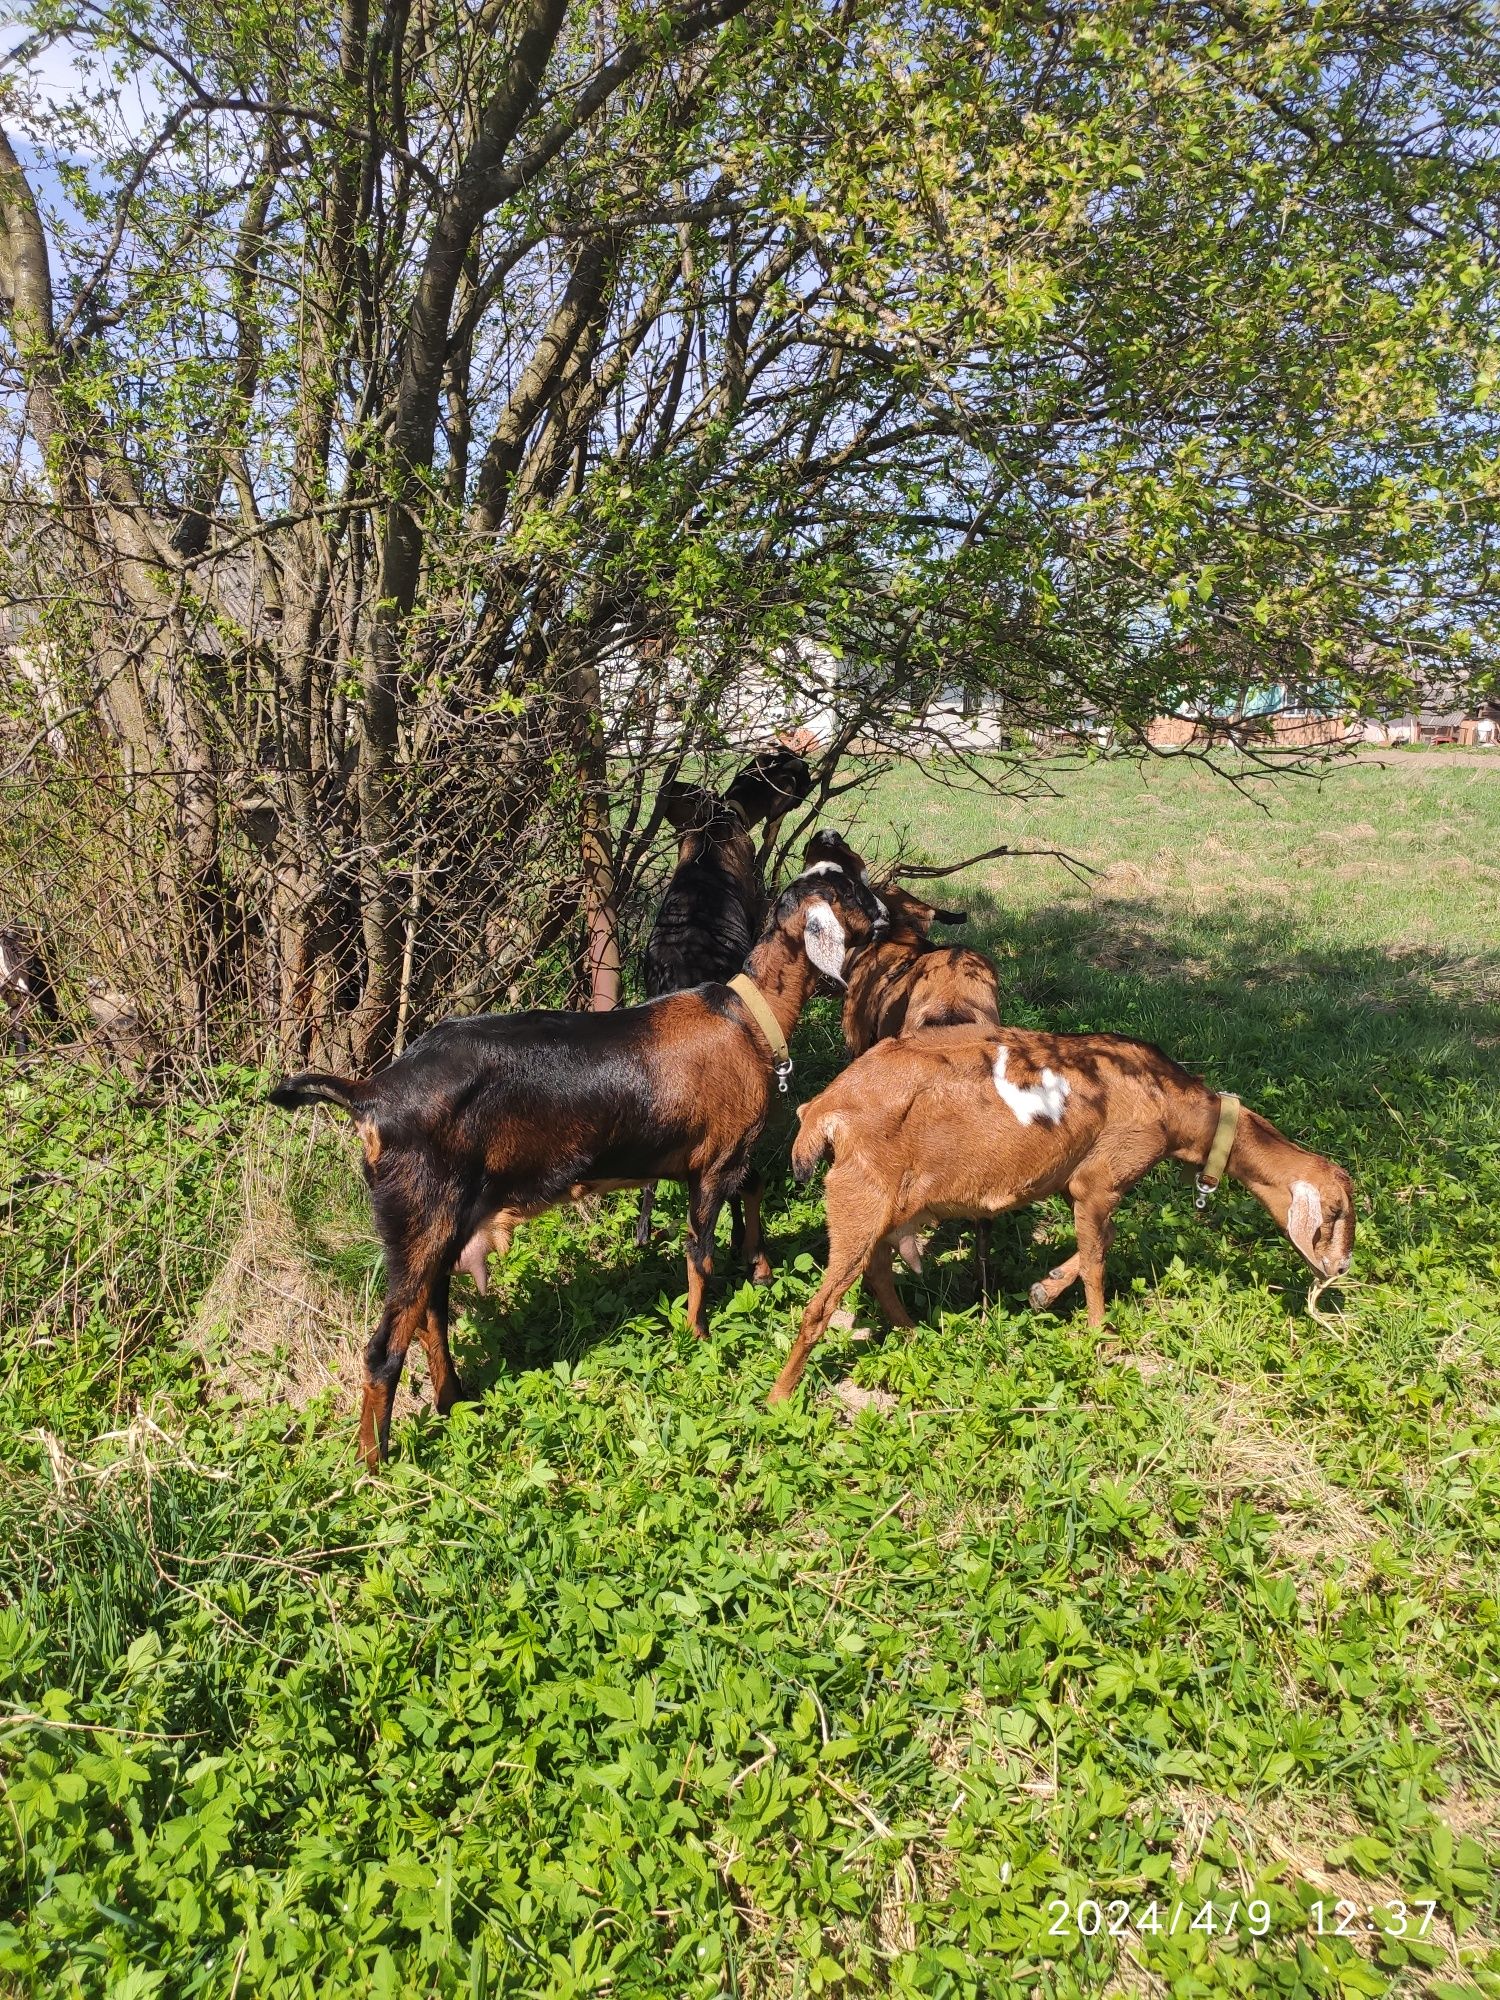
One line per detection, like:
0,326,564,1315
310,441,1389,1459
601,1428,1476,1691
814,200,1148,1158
644,845,765,997
798,1027,1185,1202
363,993,771,1198
843,941,1001,1052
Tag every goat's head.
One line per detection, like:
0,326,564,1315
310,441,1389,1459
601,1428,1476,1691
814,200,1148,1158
1236,1111,1356,1279
802,829,870,884
659,778,744,846
880,884,968,939
724,748,813,830
801,834,966,940
773,855,888,985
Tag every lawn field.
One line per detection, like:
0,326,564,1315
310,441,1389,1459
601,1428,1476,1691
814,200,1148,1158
1,753,1497,1999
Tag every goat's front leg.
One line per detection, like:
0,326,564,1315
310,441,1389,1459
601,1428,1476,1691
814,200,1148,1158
683,1173,726,1339
1072,1194,1120,1329
863,1236,916,1329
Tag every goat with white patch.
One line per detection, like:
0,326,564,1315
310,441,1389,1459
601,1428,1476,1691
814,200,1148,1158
768,1026,1354,1403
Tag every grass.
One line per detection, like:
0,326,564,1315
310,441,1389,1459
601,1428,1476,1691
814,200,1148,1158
0,752,1497,1999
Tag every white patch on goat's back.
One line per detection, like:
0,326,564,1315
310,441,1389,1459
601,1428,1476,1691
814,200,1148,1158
1287,1179,1323,1260
800,860,842,879
992,1045,1070,1126
803,898,847,979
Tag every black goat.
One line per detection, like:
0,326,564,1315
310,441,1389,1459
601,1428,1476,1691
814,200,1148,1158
635,747,812,1251
0,927,57,1054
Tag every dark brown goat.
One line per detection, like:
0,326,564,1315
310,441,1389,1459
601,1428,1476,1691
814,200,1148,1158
804,828,1004,1056
803,830,1003,1279
770,1026,1354,1402
635,748,812,1252
802,832,1001,1055
270,860,886,1466
0,926,57,1054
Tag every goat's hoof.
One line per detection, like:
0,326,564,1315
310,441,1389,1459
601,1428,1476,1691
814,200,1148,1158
1028,1281,1050,1311
749,1261,773,1286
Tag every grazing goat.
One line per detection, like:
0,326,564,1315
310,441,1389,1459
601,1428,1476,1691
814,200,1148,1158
0,926,57,1054
270,859,886,1466
636,748,812,1252
802,832,1000,1055
769,1026,1354,1403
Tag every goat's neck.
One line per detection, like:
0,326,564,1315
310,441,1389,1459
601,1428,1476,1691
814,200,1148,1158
742,931,822,1039
1168,1082,1239,1177
865,932,927,967
1170,1088,1296,1200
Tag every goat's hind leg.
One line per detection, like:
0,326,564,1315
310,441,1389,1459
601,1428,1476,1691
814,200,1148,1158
360,1277,432,1469
360,1196,457,1468
683,1171,730,1339
420,1272,472,1417
730,1169,773,1285
768,1177,892,1404
1028,1251,1080,1313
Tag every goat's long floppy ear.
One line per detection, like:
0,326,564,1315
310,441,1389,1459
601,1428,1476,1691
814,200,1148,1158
803,898,848,981
933,907,967,926
1286,1180,1323,1262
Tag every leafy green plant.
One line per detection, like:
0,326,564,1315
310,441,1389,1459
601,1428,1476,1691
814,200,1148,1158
0,757,1496,1997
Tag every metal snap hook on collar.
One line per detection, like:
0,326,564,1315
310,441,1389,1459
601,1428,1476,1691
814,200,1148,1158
1194,1175,1219,1211
774,1056,794,1095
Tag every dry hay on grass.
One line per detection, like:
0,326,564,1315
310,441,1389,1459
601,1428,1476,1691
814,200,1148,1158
1192,1382,1378,1589
1160,1786,1497,1972
190,1133,371,1414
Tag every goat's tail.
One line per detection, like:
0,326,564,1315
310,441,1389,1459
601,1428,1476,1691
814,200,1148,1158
791,1103,838,1182
267,1070,368,1117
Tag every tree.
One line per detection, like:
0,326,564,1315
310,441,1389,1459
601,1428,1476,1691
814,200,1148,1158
2,0,1497,1062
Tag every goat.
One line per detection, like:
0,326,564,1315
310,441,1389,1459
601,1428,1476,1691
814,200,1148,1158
634,748,812,1254
802,832,1000,1055
769,1026,1354,1402
805,829,1003,1281
0,926,57,1054
270,859,886,1466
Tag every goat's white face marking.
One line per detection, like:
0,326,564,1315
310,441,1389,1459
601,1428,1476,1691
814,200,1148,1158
803,898,847,981
800,859,842,879
1287,1179,1324,1263
992,1045,1070,1126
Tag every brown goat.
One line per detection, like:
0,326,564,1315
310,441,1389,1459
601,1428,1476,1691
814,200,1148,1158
800,831,1001,1055
270,861,887,1465
804,830,1004,1279
769,1026,1354,1402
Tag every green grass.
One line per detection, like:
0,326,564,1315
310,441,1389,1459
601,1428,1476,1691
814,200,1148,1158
0,754,1497,1999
